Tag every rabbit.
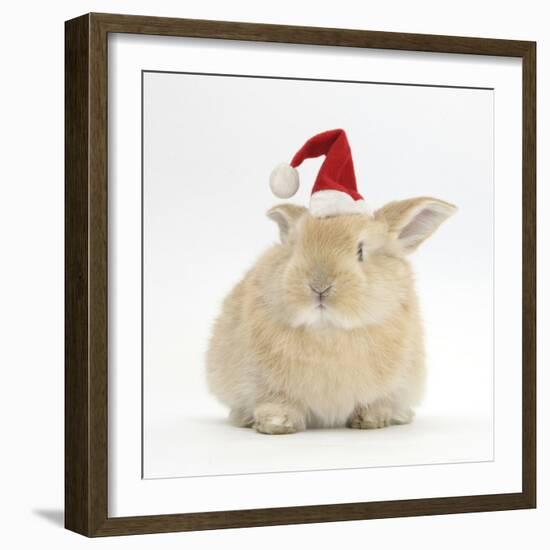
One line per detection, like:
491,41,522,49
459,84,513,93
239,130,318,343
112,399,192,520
206,197,456,434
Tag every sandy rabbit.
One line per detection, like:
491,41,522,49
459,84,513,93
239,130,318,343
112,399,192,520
206,129,456,434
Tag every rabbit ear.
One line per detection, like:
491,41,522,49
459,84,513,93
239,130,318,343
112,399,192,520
375,197,457,254
267,204,307,243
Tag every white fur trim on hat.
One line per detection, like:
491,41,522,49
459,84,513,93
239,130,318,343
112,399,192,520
309,190,370,218
269,163,299,199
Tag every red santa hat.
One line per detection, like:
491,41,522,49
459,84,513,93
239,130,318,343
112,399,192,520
269,129,369,217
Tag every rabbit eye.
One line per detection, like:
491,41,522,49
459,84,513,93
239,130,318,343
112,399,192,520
357,242,364,262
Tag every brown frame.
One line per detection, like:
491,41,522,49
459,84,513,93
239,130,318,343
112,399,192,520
65,12,537,537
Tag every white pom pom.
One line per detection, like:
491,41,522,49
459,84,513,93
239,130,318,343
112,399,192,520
269,163,299,199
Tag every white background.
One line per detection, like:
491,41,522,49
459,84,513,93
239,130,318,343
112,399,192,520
0,0,546,548
110,30,522,517
142,70,495,478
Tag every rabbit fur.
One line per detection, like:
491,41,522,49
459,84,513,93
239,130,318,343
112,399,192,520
206,197,456,434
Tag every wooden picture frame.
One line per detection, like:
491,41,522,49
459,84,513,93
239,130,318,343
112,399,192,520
65,12,536,537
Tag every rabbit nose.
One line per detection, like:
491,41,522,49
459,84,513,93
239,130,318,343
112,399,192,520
309,284,333,297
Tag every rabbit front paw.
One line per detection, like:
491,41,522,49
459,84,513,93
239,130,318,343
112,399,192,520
347,403,414,430
253,402,305,435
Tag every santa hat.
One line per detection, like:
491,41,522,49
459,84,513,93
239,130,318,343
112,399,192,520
269,129,369,217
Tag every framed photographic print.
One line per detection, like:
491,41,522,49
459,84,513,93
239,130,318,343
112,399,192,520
65,13,536,537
